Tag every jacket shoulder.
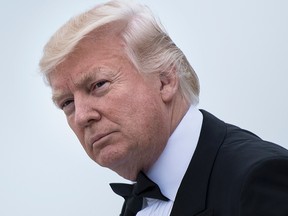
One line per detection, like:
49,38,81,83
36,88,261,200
239,156,288,216
204,111,288,215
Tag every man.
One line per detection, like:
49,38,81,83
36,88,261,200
39,0,288,215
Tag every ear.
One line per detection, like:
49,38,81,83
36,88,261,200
159,68,179,103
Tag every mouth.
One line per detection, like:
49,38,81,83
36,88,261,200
89,131,116,148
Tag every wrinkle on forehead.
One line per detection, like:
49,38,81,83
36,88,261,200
46,20,127,84
48,21,132,106
50,67,102,106
50,65,122,106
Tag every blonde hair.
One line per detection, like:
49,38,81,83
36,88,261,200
39,0,200,104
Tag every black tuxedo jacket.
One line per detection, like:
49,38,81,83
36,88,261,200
170,110,288,216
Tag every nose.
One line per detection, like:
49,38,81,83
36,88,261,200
74,94,101,128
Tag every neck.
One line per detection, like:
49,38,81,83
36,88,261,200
168,93,190,135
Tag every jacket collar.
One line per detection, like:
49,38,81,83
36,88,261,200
170,110,227,216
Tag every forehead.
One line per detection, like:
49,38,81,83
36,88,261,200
48,31,129,87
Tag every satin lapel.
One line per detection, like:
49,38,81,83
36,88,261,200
170,110,226,216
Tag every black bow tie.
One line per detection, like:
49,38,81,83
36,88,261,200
110,171,169,216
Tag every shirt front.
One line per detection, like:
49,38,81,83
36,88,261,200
137,106,203,216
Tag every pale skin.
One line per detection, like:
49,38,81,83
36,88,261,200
48,28,189,180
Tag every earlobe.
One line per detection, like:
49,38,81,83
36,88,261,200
160,69,179,103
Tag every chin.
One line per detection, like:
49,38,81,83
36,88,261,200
95,147,128,168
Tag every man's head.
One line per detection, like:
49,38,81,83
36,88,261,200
39,0,200,180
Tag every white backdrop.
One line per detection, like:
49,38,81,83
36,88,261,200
1,0,287,215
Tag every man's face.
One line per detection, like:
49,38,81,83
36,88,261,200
49,33,171,180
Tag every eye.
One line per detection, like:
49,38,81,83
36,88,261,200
60,99,74,110
91,80,110,95
94,80,108,89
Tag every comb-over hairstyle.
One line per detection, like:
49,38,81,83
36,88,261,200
39,0,200,104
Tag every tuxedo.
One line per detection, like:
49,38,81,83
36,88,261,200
170,110,288,216
117,110,288,216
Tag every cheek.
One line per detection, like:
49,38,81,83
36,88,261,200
119,94,165,142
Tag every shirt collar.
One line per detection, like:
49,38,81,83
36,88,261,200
146,106,203,201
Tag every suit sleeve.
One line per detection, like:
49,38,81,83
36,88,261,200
240,157,288,216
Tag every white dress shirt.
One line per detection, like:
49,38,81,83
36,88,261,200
136,106,203,216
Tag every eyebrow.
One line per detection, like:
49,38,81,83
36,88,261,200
71,67,100,88
51,92,69,105
51,67,116,105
